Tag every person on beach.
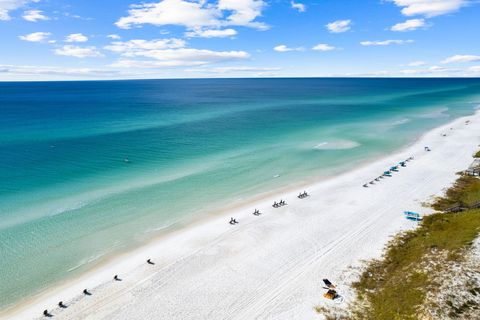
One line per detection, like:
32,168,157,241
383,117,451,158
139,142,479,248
147,259,155,265
83,289,91,295
114,275,121,281
58,301,66,308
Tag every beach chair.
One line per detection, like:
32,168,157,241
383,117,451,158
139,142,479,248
404,211,422,221
323,279,336,289
323,289,338,300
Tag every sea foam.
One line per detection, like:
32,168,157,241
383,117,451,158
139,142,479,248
314,140,361,150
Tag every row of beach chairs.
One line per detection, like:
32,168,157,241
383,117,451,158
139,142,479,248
42,259,157,317
363,157,414,188
229,191,309,225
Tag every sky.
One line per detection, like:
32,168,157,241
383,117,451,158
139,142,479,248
0,0,479,80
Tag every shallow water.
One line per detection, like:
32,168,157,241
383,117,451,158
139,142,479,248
1,78,480,309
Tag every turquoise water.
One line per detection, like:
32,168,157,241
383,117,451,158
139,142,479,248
1,78,480,309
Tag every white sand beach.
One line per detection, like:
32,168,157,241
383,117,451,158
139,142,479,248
4,111,480,320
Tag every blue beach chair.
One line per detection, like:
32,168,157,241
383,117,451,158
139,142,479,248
404,211,422,221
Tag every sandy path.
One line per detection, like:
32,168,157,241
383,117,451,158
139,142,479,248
5,111,480,320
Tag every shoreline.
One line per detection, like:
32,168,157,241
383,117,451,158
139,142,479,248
3,110,480,319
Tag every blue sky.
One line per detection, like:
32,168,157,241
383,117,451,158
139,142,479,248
0,0,479,80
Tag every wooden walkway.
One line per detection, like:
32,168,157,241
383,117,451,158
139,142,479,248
465,158,480,176
446,200,480,213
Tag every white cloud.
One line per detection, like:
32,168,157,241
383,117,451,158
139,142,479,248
116,0,218,29
115,0,267,31
360,39,414,46
218,0,267,29
391,18,426,31
340,65,465,77
185,28,237,38
54,45,103,58
442,54,480,63
291,1,306,12
63,12,92,21
429,65,450,72
104,38,186,54
19,31,51,42
22,9,49,22
273,44,303,52
106,38,248,68
65,33,88,42
125,48,248,62
0,64,121,77
312,43,335,51
407,60,427,66
0,0,35,20
389,0,468,17
110,49,249,68
468,66,480,73
107,34,121,40
186,66,281,73
397,65,456,74
326,19,351,33
106,38,249,68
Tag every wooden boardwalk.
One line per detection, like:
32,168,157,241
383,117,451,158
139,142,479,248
465,158,480,176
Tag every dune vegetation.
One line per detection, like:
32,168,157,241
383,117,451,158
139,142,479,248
321,159,480,319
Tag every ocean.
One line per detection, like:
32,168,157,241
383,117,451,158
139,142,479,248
1,78,480,309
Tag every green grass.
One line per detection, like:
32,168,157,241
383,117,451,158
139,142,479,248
349,171,480,320
474,150,480,158
432,175,480,211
